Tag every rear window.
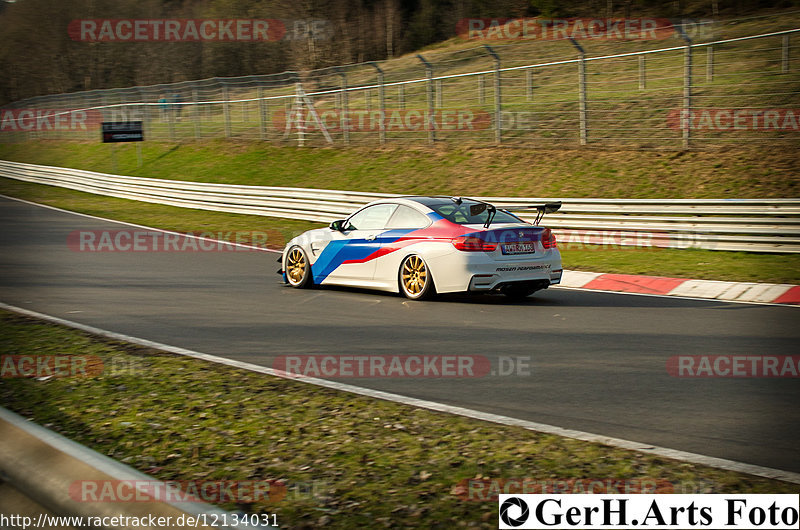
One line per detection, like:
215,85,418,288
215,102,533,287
386,205,431,229
428,201,523,225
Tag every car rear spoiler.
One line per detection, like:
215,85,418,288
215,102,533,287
501,202,562,225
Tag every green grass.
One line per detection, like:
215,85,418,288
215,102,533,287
1,309,797,529
0,139,796,198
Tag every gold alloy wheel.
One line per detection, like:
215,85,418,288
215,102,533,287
401,255,428,295
286,247,307,285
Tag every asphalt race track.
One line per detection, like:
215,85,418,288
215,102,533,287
1,196,798,473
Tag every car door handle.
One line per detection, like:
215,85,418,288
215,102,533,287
365,235,376,241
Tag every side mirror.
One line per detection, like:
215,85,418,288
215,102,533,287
329,220,345,232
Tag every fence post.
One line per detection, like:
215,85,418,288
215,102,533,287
483,44,502,145
258,86,268,140
398,84,405,110
206,84,213,120
84,93,94,141
706,45,714,82
369,62,386,145
569,38,587,146
782,34,790,73
416,54,435,144
526,69,534,102
168,94,176,141
638,55,646,90
678,28,692,149
338,68,350,145
435,80,442,108
222,84,232,138
295,83,305,147
478,75,485,105
192,88,200,140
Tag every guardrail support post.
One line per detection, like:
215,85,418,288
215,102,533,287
569,38,587,146
369,62,386,145
416,54,436,144
638,55,646,90
337,68,350,145
782,34,790,73
483,44,502,145
222,85,232,138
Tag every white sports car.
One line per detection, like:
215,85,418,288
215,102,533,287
279,196,562,300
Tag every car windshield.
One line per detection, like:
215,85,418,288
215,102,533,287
427,201,524,225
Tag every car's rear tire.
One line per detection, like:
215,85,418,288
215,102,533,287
285,246,313,288
399,254,435,300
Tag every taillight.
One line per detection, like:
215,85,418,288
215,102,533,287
541,228,557,249
452,236,498,252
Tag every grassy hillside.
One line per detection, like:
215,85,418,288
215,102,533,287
0,140,796,198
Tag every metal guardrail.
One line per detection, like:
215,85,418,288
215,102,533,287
0,406,270,529
1,160,798,253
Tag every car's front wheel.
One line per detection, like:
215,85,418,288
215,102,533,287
285,246,313,288
399,254,435,300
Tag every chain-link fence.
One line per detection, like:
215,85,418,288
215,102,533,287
1,27,798,150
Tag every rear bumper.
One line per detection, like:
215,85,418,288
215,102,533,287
428,248,562,293
468,269,562,292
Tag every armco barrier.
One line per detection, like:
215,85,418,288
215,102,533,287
0,406,271,529
0,159,798,252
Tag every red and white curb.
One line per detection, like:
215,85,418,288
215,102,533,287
560,270,800,306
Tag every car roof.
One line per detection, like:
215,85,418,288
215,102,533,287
369,196,482,207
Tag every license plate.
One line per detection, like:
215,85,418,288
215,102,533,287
501,242,536,255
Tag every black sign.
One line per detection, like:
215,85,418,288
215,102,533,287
102,121,144,143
